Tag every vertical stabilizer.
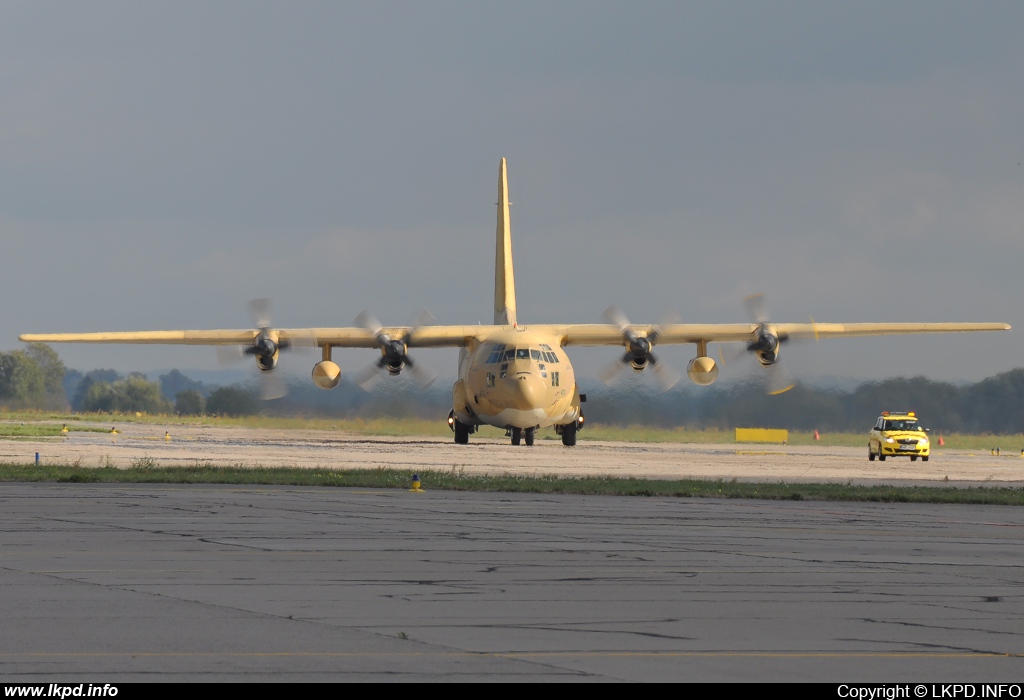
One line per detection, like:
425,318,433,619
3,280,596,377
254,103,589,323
494,158,517,326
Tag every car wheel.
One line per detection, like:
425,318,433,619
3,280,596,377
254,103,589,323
868,446,875,461
922,456,929,462
910,455,917,462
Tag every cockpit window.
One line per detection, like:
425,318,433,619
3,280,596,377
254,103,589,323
485,344,506,364
495,345,559,363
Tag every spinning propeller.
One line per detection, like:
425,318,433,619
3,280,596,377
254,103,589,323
718,294,801,395
598,305,683,391
352,309,438,390
215,298,315,400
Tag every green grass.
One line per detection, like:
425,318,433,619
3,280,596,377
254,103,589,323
1,463,1023,504
0,423,109,438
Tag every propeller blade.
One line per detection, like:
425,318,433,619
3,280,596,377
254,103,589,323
603,304,631,332
651,357,683,392
743,293,768,324
354,310,384,339
598,356,629,385
405,308,438,384
216,344,245,367
407,358,438,387
766,362,796,396
249,298,273,330
649,310,682,344
259,370,288,400
354,360,386,391
717,343,746,370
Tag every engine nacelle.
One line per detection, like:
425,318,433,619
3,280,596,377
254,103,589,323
754,345,779,367
625,335,652,371
311,360,341,389
255,351,279,371
687,356,719,386
749,326,781,366
382,339,407,375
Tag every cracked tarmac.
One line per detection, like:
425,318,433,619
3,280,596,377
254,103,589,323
2,481,1024,681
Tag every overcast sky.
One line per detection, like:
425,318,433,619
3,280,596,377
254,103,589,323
2,1,1022,388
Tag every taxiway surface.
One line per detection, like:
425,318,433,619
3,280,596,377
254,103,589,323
3,424,1024,681
3,482,1024,682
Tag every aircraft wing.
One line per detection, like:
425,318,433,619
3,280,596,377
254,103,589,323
19,325,506,348
19,330,268,345
764,322,1011,341
529,321,1011,346
21,321,1010,348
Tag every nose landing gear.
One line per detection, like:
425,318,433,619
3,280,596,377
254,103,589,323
508,427,536,446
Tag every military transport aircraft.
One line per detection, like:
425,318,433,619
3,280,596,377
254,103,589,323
21,159,1011,446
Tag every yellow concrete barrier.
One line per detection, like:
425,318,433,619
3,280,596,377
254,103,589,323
735,428,789,444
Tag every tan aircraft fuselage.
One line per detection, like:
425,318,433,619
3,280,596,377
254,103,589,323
452,328,580,431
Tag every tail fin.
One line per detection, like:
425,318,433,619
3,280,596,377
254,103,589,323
494,157,517,326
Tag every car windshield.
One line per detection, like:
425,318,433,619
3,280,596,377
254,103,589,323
884,420,921,431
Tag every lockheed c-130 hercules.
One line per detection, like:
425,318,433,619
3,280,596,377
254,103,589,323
21,159,1011,446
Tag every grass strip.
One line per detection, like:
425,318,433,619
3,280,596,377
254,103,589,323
2,464,1024,505
4,411,1024,450
0,424,108,438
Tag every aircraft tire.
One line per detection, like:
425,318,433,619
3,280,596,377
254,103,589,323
524,428,535,447
511,427,522,446
454,420,470,445
561,421,577,447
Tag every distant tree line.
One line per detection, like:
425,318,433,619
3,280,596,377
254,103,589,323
0,344,66,409
584,370,1024,435
58,355,262,417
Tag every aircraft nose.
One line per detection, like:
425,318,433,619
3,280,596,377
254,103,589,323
506,374,547,410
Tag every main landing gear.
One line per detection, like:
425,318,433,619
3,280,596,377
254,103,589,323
449,410,473,445
560,420,577,446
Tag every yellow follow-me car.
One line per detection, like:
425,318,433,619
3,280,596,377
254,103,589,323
868,411,930,462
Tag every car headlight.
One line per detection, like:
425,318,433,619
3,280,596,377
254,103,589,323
885,437,895,443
